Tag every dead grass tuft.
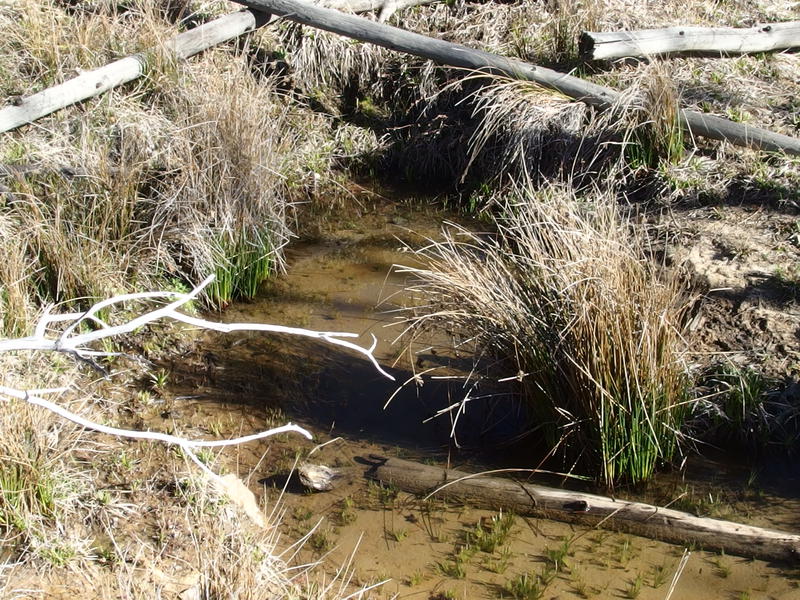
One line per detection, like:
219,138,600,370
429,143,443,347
400,181,692,485
0,354,94,569
463,76,589,183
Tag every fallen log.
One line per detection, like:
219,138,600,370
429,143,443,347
234,0,800,155
0,10,272,133
366,456,800,563
0,0,435,133
581,21,800,60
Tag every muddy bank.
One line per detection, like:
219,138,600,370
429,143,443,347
153,195,800,599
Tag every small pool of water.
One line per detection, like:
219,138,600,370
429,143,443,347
159,196,800,599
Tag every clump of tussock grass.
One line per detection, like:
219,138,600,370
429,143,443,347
534,0,599,67
266,22,390,115
0,354,94,568
400,181,692,485
623,65,685,170
694,362,800,454
461,76,596,185
149,53,307,306
0,0,344,319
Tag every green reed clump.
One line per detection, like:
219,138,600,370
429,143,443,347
402,182,691,485
207,228,276,308
697,362,798,453
625,68,684,169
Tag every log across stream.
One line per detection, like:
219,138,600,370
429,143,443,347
366,456,800,563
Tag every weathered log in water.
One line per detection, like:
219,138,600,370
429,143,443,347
581,21,800,60
234,0,800,155
367,456,800,563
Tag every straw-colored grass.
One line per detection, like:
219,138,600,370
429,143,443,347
401,182,692,485
0,0,344,324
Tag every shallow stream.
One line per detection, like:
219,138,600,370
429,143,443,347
162,195,799,599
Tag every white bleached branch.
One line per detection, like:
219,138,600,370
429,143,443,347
2,274,395,380
0,275,395,519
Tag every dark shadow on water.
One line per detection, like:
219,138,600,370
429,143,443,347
167,332,529,455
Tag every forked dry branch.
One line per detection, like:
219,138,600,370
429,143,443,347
0,275,394,519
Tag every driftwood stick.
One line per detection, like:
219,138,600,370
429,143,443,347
0,10,271,133
367,456,800,563
233,0,800,155
581,21,800,60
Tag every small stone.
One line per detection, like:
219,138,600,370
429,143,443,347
298,462,343,492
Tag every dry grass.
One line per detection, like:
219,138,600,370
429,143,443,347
621,63,685,169
0,353,95,570
400,181,692,485
461,76,590,184
0,0,356,595
0,0,345,324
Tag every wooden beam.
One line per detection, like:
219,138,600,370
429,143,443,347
367,456,800,563
233,0,800,155
0,10,271,133
581,21,800,60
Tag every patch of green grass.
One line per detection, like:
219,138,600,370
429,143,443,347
149,368,170,392
390,528,409,542
207,228,275,308
485,545,513,574
335,496,357,525
309,529,333,553
651,561,670,588
406,570,425,586
544,536,573,573
624,573,643,599
712,551,731,578
437,557,467,579
703,362,775,448
37,543,77,567
505,572,546,600
368,480,399,507
725,107,751,123
465,511,515,553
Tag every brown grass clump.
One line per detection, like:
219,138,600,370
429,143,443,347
0,0,344,323
400,181,692,485
623,64,685,169
0,354,94,568
462,76,590,184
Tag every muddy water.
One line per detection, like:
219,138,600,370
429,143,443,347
163,198,800,599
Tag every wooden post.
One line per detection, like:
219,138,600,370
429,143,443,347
581,22,800,60
0,10,271,133
367,456,800,563
233,0,800,155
